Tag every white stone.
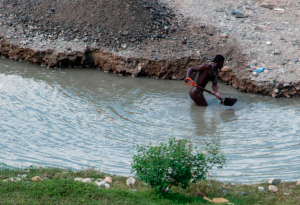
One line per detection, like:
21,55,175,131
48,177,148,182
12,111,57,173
15,178,22,182
266,41,272,45
258,187,265,191
82,178,93,183
98,181,107,188
74,178,84,182
126,177,136,186
269,185,278,193
105,183,110,189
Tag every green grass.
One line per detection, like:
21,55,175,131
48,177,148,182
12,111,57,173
0,165,299,205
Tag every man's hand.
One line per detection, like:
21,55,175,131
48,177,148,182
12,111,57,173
184,77,188,83
215,92,221,99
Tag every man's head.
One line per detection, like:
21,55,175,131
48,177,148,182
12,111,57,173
213,55,225,68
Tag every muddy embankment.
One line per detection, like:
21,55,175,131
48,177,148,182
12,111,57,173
0,0,299,98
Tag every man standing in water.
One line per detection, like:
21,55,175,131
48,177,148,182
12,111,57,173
184,55,225,106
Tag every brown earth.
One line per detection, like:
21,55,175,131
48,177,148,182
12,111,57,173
0,0,299,97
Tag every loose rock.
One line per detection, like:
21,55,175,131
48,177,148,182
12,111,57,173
274,49,281,55
269,185,278,193
221,66,232,72
126,177,136,187
74,178,84,182
32,176,41,182
82,178,93,183
269,178,281,185
258,187,265,191
96,181,106,187
105,176,112,183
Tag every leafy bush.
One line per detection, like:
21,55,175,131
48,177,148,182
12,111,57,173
131,137,226,193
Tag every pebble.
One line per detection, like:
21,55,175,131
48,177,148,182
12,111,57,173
96,181,106,187
82,178,93,183
74,178,84,182
105,176,112,183
126,177,136,186
221,34,228,38
221,66,232,72
269,178,281,185
32,176,41,182
241,191,247,196
269,185,278,193
258,187,265,191
266,41,272,45
17,174,27,178
221,187,227,194
283,193,290,196
251,60,258,66
274,49,281,55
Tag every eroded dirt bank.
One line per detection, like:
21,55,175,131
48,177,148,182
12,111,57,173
0,0,299,97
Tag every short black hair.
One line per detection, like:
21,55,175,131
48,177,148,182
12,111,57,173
213,55,225,63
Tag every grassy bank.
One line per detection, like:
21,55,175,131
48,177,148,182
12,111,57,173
0,165,299,205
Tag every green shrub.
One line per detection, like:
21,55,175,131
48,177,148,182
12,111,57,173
131,137,226,193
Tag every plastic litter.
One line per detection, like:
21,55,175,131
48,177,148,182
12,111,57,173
274,8,284,12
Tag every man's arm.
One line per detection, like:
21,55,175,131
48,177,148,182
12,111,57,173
184,65,205,82
212,75,221,99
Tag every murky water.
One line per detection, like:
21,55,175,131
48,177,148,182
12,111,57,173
0,58,299,183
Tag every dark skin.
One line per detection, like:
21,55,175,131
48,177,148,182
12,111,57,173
184,61,224,106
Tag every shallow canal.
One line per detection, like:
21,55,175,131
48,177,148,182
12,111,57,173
0,58,299,183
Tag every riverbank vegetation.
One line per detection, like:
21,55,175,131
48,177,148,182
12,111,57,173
0,165,300,205
0,165,299,205
0,137,299,205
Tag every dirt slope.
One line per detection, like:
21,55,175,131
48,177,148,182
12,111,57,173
0,0,299,97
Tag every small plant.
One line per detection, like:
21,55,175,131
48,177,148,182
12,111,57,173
131,137,226,193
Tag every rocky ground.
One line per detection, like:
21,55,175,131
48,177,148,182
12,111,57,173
0,0,299,97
